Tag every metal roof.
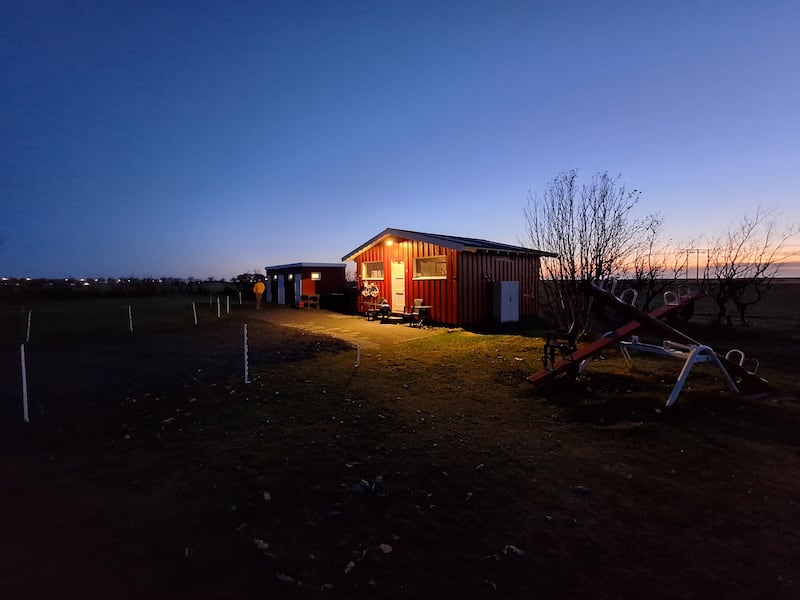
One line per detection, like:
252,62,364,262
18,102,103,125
265,262,346,271
342,228,557,261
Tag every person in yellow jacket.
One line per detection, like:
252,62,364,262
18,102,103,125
253,279,266,310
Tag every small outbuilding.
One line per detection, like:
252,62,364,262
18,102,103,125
264,262,347,308
342,228,556,325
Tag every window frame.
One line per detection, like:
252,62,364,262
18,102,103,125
362,261,385,280
413,255,447,280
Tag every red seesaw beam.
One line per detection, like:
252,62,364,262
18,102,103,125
527,290,704,385
582,283,770,390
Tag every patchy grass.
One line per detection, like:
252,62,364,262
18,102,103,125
1,296,800,599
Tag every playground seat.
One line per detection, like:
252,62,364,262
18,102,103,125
542,323,578,369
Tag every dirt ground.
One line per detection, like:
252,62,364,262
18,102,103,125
1,300,799,599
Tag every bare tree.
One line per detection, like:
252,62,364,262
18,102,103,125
524,170,657,335
628,217,689,310
345,262,357,283
706,207,799,326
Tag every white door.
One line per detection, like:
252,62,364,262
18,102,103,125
277,275,285,305
294,274,302,306
391,261,405,313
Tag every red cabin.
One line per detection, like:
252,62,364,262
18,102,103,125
342,228,556,325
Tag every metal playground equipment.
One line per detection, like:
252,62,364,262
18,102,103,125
528,282,770,406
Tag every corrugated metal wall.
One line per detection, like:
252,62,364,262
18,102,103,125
354,240,458,323
354,244,391,307
354,239,541,325
456,253,540,324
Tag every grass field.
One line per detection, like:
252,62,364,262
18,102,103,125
1,285,799,599
0,293,239,341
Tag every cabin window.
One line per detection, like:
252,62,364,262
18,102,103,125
311,272,321,280
362,261,384,280
414,256,447,279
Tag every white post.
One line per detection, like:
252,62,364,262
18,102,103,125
238,291,242,305
192,301,198,325
355,344,360,368
243,323,251,384
226,295,230,314
26,309,32,343
128,305,134,333
20,344,29,423
216,296,221,318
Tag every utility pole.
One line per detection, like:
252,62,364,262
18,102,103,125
680,248,709,282
694,249,709,282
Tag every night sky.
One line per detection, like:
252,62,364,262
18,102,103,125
2,1,798,279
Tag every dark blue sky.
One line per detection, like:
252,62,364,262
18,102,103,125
2,1,798,278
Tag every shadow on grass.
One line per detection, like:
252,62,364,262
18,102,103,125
532,367,800,449
462,315,553,338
